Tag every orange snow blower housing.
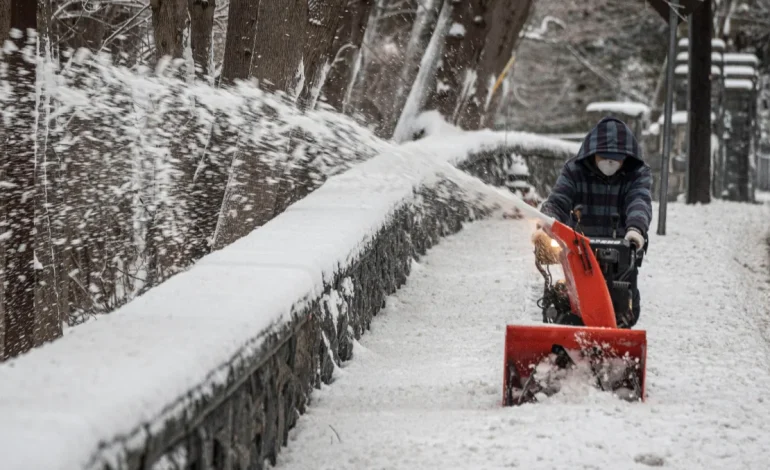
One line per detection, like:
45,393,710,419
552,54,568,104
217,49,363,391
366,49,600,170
502,205,647,406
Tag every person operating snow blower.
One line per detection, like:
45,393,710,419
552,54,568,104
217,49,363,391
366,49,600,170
533,116,652,328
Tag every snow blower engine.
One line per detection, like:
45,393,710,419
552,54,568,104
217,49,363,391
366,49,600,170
502,204,647,406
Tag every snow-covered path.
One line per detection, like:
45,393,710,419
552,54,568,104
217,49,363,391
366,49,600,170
275,202,770,470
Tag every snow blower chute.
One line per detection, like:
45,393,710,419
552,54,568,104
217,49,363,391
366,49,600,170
502,200,647,406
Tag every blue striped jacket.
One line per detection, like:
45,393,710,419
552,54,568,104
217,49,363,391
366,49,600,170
540,117,653,239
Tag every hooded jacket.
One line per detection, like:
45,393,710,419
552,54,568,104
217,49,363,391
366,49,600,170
540,117,653,238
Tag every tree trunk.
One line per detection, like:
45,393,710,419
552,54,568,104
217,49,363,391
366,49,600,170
202,0,261,256
391,0,453,141
273,0,347,221
33,0,63,347
146,1,217,280
346,0,415,135
221,0,307,92
298,0,346,109
343,0,385,121
188,0,216,79
219,0,259,84
0,0,9,355
0,0,9,42
150,0,188,60
687,0,712,204
250,0,307,94
216,0,308,249
461,0,532,129
381,0,441,137
2,0,37,360
246,0,306,230
423,0,487,125
320,0,374,111
187,112,239,260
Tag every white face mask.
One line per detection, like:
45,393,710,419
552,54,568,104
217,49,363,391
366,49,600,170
597,159,622,176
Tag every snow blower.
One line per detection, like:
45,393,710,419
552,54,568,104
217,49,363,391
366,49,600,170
502,202,647,406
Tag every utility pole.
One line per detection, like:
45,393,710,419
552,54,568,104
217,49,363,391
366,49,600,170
657,0,679,236
686,0,712,204
2,0,37,359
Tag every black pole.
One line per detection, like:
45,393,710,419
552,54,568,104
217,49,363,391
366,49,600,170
686,0,712,204
685,14,693,197
657,0,678,236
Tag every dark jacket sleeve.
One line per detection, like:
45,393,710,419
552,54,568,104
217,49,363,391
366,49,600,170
624,165,653,235
540,163,576,224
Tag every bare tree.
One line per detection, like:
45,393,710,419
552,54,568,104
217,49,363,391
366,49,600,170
219,0,257,83
150,0,188,60
34,0,63,348
220,0,308,91
140,0,217,284
502,0,666,134
53,1,149,64
0,0,9,357
57,1,110,50
3,0,37,359
149,0,215,77
298,0,346,109
214,0,307,249
188,0,216,78
251,0,307,93
0,0,9,41
272,0,349,220
191,0,261,260
346,0,416,135
459,0,533,129
423,0,487,125
381,0,441,136
320,0,374,111
391,0,453,141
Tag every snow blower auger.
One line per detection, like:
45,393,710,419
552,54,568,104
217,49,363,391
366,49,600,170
502,202,647,406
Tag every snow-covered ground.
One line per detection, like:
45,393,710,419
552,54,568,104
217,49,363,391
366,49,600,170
275,201,770,469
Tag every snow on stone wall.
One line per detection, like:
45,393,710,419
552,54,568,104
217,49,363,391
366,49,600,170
0,96,576,469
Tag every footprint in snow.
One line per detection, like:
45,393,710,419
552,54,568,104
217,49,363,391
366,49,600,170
634,453,665,467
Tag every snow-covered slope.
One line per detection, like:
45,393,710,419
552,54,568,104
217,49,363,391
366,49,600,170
275,201,770,469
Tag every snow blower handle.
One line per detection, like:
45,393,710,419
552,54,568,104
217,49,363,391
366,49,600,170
617,243,638,283
572,205,584,221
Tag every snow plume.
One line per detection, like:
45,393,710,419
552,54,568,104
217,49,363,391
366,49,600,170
10,48,388,325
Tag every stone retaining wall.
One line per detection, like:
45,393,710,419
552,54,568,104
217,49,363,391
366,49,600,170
127,183,478,470
107,144,572,470
0,130,576,470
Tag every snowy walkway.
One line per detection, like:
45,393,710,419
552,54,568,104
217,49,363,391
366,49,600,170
275,202,770,470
